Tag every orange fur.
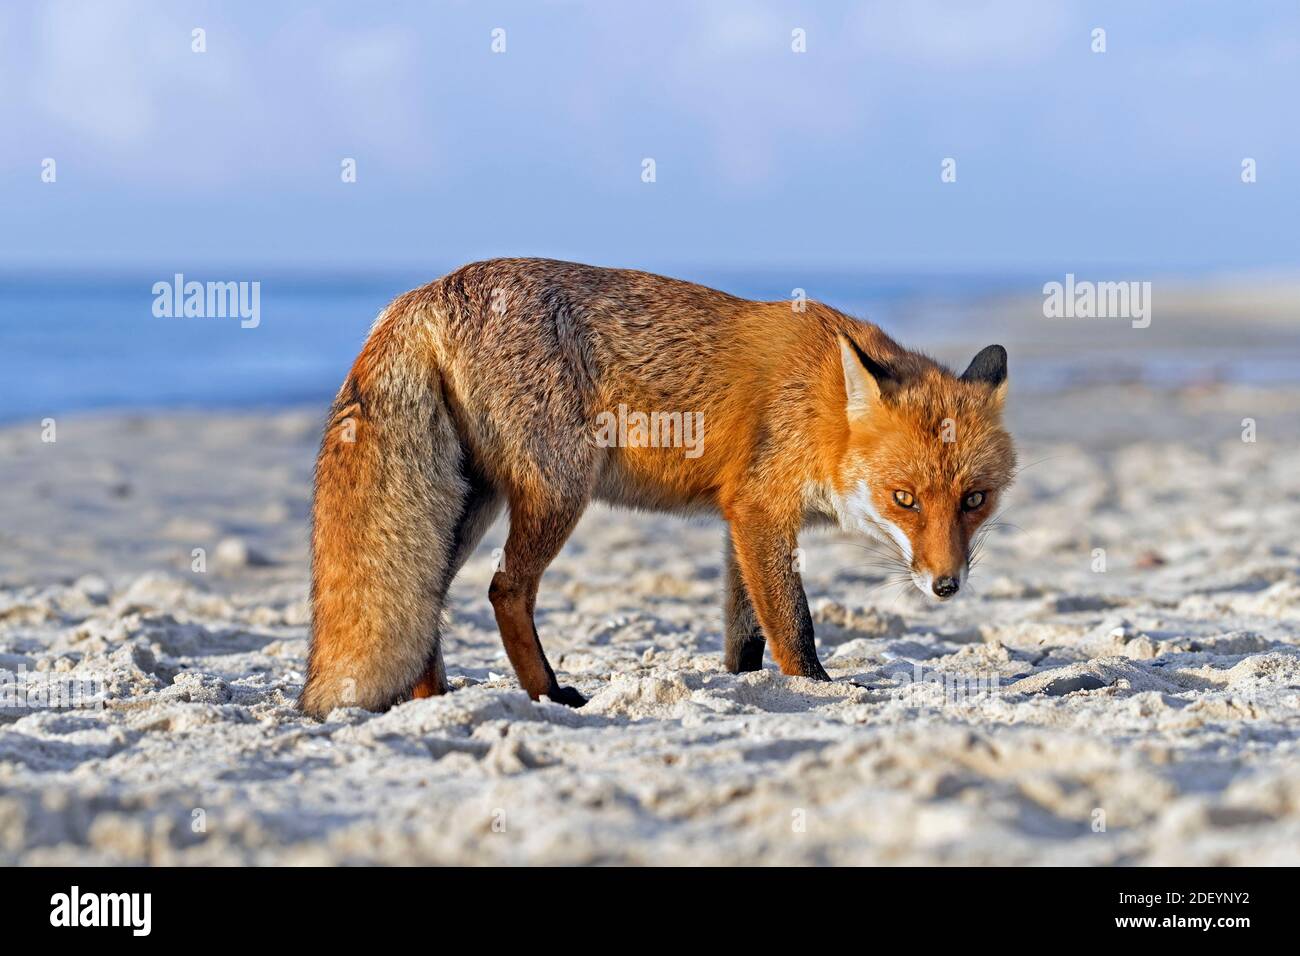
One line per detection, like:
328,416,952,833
300,259,1016,717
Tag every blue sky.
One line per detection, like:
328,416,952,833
2,0,1297,275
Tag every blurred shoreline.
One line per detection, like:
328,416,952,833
2,269,1297,423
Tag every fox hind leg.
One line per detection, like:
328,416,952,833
489,496,588,707
409,648,448,700
410,479,504,699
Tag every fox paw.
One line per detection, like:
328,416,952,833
544,685,588,708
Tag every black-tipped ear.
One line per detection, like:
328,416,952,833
846,338,899,390
838,336,899,419
960,345,1007,388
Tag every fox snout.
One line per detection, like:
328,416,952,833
932,575,960,598
911,563,966,601
904,516,971,601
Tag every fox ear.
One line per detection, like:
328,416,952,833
961,345,1008,402
839,336,897,420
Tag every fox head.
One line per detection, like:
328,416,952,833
831,337,1017,601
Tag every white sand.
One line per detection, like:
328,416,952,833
2,383,1299,865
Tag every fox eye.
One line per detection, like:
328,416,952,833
962,491,986,511
893,490,916,509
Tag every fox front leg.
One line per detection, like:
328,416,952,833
725,510,830,681
723,529,766,672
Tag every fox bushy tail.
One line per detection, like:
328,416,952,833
299,306,469,719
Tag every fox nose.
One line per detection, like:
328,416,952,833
933,576,960,598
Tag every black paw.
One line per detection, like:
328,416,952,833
728,637,766,673
545,685,588,708
806,662,832,682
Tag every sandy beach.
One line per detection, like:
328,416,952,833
2,372,1299,865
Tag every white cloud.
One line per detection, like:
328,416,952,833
850,0,1070,68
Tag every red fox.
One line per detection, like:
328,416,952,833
300,259,1016,718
